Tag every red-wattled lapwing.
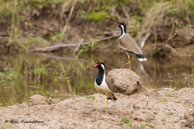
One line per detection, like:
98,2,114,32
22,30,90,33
117,23,147,69
94,62,117,114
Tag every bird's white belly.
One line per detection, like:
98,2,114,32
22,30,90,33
95,81,110,95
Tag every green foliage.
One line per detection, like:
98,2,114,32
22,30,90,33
118,0,129,6
91,41,100,51
86,95,95,99
78,44,90,54
165,94,179,98
160,99,168,103
99,0,130,9
0,0,68,17
188,2,194,11
50,32,63,41
0,80,6,87
0,123,14,129
78,41,100,54
21,36,38,51
88,11,107,22
145,124,155,128
138,0,157,11
173,80,179,90
135,125,146,129
152,48,160,57
128,16,144,37
163,114,167,122
121,118,131,126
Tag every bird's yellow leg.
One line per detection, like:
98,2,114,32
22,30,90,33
99,93,100,103
126,52,131,70
106,94,108,114
98,94,100,111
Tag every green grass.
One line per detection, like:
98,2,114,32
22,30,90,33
78,41,100,54
163,114,167,122
145,124,155,128
135,125,146,129
88,11,107,22
165,94,179,98
128,15,144,37
0,0,69,17
0,123,14,129
173,80,179,90
86,95,95,99
121,118,156,129
160,99,168,103
121,118,132,127
49,32,63,41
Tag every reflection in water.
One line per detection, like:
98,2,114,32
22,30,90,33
0,53,193,106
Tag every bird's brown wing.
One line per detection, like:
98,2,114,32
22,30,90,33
106,77,117,100
106,77,113,92
118,34,143,54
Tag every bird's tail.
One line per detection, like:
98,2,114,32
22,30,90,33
108,93,117,101
127,51,147,62
135,53,147,62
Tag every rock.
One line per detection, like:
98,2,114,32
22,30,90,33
29,94,59,105
106,69,141,95
29,94,47,105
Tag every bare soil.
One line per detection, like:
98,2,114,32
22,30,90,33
0,88,193,129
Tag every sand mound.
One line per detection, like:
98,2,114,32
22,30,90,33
0,88,193,129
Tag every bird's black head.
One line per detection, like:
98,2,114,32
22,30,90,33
117,22,126,28
94,62,106,71
117,22,127,35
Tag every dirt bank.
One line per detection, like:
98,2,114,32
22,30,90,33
0,0,193,56
0,88,193,129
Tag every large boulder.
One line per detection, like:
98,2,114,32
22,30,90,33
106,69,141,95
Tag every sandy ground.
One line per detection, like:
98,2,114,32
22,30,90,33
0,88,193,129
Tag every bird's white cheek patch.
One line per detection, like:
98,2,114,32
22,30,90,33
121,25,124,30
101,64,105,70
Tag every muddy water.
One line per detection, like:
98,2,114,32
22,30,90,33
0,52,193,106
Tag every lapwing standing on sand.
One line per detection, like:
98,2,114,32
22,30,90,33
117,23,147,69
94,62,117,114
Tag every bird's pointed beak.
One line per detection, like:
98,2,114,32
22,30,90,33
94,64,99,67
116,24,120,27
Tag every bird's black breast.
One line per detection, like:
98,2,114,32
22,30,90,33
96,71,104,86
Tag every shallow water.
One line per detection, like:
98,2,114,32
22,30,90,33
0,52,193,106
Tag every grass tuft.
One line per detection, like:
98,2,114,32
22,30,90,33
145,124,155,128
121,118,131,127
86,96,95,99
160,99,168,103
88,11,107,22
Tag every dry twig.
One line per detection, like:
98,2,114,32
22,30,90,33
32,35,119,53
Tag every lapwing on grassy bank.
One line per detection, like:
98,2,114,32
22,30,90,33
94,62,117,114
117,23,147,69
